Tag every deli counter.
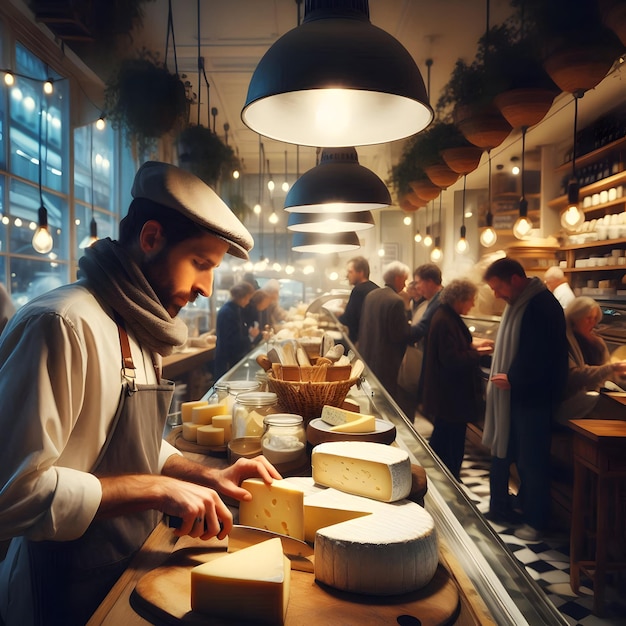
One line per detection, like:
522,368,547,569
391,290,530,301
194,336,568,625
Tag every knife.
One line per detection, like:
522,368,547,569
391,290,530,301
164,517,314,573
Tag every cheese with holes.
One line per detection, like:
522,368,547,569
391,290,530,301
211,414,233,442
312,441,411,502
239,479,305,539
181,400,208,423
329,414,376,433
192,403,228,425
182,422,201,442
191,538,290,624
196,425,225,446
320,405,370,426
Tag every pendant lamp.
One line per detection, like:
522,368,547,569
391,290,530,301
560,92,585,232
455,175,469,254
512,127,533,239
287,210,374,233
479,150,497,247
242,0,433,147
291,231,360,253
423,202,434,248
430,195,443,262
32,99,53,254
284,147,391,213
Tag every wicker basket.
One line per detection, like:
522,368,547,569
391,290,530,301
267,374,359,424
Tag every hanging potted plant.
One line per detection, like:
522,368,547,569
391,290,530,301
388,145,439,205
104,48,188,160
515,0,624,94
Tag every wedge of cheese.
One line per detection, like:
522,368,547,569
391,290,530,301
196,425,225,446
191,403,228,425
320,405,370,426
191,537,290,625
181,400,209,423
211,414,232,442
312,441,411,502
239,479,305,539
329,414,376,433
182,422,202,442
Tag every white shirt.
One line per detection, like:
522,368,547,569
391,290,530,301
553,281,576,309
0,282,179,621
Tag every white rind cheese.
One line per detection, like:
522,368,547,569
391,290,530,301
191,537,290,624
320,404,368,426
312,441,411,502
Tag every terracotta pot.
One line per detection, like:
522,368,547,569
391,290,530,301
493,88,558,129
405,191,426,209
440,146,484,175
453,104,512,150
409,180,440,202
424,163,460,189
599,0,626,46
543,42,618,93
399,196,420,212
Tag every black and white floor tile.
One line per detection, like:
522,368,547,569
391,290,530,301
459,444,626,625
412,416,626,625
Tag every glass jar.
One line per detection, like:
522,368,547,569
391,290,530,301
211,380,260,414
232,391,278,439
261,413,307,466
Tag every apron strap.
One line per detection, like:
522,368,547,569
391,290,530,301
114,312,161,383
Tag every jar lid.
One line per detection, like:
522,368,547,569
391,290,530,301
215,380,260,394
263,413,303,426
235,391,278,406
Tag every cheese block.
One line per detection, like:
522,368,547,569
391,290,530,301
211,414,233,442
182,422,202,442
320,404,370,426
196,425,225,446
181,400,209,423
239,479,305,539
191,403,228,425
307,485,438,596
191,537,290,625
329,414,376,433
312,441,411,502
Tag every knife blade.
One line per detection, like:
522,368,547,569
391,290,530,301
228,525,314,574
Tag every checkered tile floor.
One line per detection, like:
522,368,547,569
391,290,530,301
412,416,626,625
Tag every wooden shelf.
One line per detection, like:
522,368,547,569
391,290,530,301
563,265,626,273
555,135,626,174
560,237,626,251
548,171,626,209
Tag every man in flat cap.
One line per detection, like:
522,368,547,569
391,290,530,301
0,162,281,626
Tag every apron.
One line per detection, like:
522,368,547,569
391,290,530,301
27,321,175,626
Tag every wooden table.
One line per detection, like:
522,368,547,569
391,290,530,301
568,419,626,615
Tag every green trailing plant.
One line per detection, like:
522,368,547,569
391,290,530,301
104,49,188,157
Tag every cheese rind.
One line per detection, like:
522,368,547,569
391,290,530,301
191,403,228,425
329,414,376,433
239,479,305,540
196,425,225,446
181,400,209,423
191,538,290,625
312,441,411,502
182,422,201,442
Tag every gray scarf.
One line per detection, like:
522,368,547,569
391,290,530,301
78,238,188,356
482,277,546,457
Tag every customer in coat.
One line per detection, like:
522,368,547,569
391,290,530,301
243,288,272,347
337,255,379,345
214,281,259,379
357,261,410,400
0,162,281,626
483,257,568,542
422,279,493,481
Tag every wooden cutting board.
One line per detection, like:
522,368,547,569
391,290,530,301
132,543,459,625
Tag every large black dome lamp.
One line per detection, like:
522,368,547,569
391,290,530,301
241,0,433,147
285,147,391,213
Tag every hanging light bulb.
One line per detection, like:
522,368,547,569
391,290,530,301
285,264,295,275
414,231,422,243
403,215,412,226
232,169,240,179
267,158,275,192
423,228,433,248
253,203,262,215
560,93,585,232
377,246,385,257
4,71,14,86
269,211,279,224
455,175,469,254
513,126,533,240
281,149,290,192
430,237,442,262
43,79,54,95
272,262,282,272
32,206,53,254
480,150,498,247
95,115,106,131
79,216,99,249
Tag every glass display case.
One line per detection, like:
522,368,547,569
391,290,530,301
211,331,568,625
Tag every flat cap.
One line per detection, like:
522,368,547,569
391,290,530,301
131,161,253,259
